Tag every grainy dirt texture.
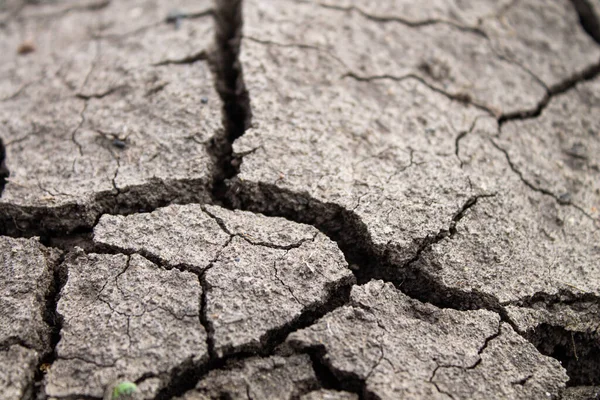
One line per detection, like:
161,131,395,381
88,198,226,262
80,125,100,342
0,0,599,399
176,354,318,400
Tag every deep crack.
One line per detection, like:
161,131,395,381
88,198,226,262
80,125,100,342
33,251,68,400
570,0,600,44
211,0,252,142
525,324,600,386
0,137,9,197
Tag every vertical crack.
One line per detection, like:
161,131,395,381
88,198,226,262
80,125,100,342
211,0,252,142
33,252,68,399
521,324,600,386
199,271,217,362
208,0,253,203
0,138,9,197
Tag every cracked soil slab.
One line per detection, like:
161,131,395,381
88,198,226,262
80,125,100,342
94,204,354,358
45,251,208,398
416,129,600,384
300,389,358,400
0,0,220,236
241,0,599,116
0,345,39,400
231,0,600,271
0,236,58,353
0,236,58,399
496,75,600,221
288,281,568,399
177,354,318,400
231,0,600,387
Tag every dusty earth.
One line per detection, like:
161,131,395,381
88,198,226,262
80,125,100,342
0,0,600,399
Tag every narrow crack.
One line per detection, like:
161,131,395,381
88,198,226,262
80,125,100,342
153,51,208,66
3,0,110,25
343,72,497,117
428,322,502,398
243,35,350,69
98,7,213,41
33,251,68,400
70,101,88,156
202,203,319,250
0,81,36,102
75,84,127,100
273,251,306,307
454,115,491,168
302,0,487,37
468,321,503,370
490,138,599,225
429,364,457,400
165,9,214,24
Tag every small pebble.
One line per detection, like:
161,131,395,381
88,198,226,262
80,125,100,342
17,40,36,55
112,139,126,149
558,192,571,203
201,97,209,104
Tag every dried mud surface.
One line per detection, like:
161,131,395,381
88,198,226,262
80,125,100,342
1,0,599,399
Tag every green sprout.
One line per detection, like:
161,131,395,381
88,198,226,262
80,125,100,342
112,381,137,399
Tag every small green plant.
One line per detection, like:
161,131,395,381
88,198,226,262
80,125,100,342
112,381,137,399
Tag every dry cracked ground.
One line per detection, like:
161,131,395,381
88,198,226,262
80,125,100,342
0,0,600,399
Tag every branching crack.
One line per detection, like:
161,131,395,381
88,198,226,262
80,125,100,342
498,60,600,125
428,322,502,398
429,364,457,400
490,138,599,226
454,115,491,168
202,205,318,250
4,0,599,396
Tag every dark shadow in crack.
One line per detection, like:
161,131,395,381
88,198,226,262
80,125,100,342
570,0,600,44
527,324,600,386
0,138,9,197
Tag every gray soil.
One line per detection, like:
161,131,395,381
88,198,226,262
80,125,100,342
0,0,599,399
